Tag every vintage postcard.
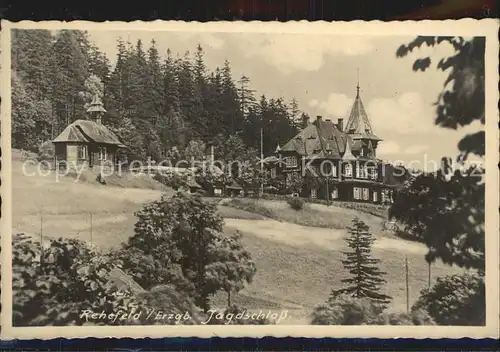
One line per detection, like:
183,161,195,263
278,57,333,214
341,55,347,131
1,19,498,339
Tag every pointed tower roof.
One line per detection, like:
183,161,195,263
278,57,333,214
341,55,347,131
275,143,281,153
345,83,372,134
87,95,107,114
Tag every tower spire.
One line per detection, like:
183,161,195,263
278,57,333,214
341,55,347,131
356,68,360,97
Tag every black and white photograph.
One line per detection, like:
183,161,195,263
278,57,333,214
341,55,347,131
1,20,498,339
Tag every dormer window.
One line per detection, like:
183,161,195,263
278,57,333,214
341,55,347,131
285,156,298,168
344,163,352,177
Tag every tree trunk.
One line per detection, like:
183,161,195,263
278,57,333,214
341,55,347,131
227,289,231,307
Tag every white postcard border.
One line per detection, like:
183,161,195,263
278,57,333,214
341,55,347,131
1,18,499,339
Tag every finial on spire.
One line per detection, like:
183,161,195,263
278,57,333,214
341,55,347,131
356,68,360,97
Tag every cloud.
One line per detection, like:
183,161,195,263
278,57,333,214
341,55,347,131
377,141,430,157
377,141,401,156
198,33,225,49
403,144,429,154
309,93,353,119
367,92,437,134
235,34,374,74
309,99,319,107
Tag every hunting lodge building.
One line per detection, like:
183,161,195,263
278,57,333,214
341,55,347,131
269,85,398,204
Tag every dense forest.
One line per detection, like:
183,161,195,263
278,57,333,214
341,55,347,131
12,29,307,161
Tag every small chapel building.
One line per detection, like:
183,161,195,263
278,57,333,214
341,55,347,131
52,96,126,170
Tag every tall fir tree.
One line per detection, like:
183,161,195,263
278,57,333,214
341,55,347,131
236,75,257,118
221,60,242,135
331,218,392,305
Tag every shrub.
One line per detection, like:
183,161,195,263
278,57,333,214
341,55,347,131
12,233,137,326
412,272,485,325
311,294,384,325
376,309,435,325
11,233,202,326
96,172,107,185
153,172,187,190
311,294,434,326
287,197,304,210
37,141,55,162
120,192,256,313
135,285,203,325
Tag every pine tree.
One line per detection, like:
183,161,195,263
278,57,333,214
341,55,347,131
332,218,392,305
236,75,257,118
145,39,164,122
204,69,225,137
221,60,242,135
288,97,302,126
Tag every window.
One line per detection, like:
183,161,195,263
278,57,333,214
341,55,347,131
331,164,337,177
78,145,87,160
311,189,317,199
358,165,368,179
369,167,378,180
362,188,369,200
99,146,107,160
373,191,378,202
270,167,277,179
344,163,352,177
285,156,298,168
353,187,360,200
331,187,338,199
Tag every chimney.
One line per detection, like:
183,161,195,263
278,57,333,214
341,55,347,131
316,116,322,121
301,114,309,128
325,118,331,122
337,118,344,132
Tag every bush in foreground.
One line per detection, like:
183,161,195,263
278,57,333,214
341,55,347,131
287,197,304,211
311,295,384,325
11,233,201,326
120,192,256,313
311,295,434,325
412,272,485,325
12,233,137,326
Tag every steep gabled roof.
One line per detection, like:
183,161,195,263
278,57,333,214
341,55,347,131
281,119,360,159
280,123,321,155
53,119,126,147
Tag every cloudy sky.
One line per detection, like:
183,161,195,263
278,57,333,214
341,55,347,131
88,30,482,169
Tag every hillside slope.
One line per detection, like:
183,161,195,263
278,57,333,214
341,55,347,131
10,156,464,324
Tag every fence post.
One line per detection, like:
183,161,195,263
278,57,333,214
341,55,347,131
89,212,93,246
428,261,431,288
405,255,409,313
40,214,44,265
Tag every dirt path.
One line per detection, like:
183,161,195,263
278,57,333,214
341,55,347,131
224,218,428,255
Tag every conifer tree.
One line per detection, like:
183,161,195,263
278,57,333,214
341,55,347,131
236,75,257,118
332,218,392,305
